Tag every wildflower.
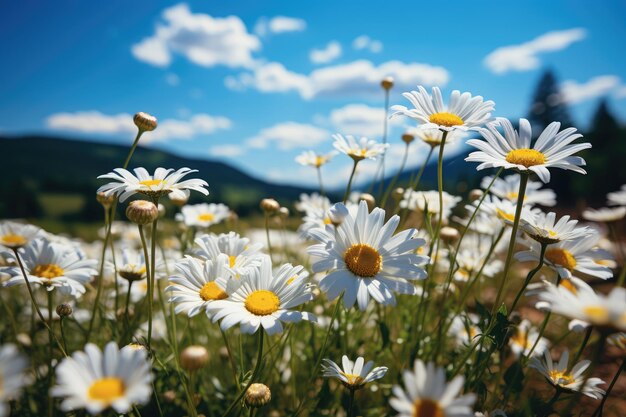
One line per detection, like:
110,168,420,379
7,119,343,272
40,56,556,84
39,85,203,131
466,117,590,183
400,190,462,221
391,86,494,132
509,319,549,358
207,257,316,335
97,167,208,202
51,342,153,415
332,134,388,161
472,195,538,226
295,150,337,168
481,174,557,207
582,207,626,223
454,234,503,282
133,112,158,132
125,200,159,225
178,203,230,228
0,344,29,417
193,232,264,277
322,356,387,390
449,314,481,348
180,345,210,371
529,349,605,399
520,211,590,245
308,201,429,310
117,247,147,283
245,383,272,407
0,221,42,249
607,184,626,206
390,359,476,417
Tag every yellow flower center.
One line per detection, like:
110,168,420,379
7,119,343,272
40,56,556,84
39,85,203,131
421,135,442,146
505,149,546,168
545,249,577,270
315,156,324,167
197,213,215,222
229,255,237,268
548,370,573,385
340,372,364,387
429,112,464,127
32,264,64,279
583,305,610,324
412,398,445,417
510,330,531,349
559,279,578,295
344,244,382,278
457,269,470,281
88,377,125,403
495,208,515,223
1,234,27,246
323,217,332,225
199,281,228,301
245,290,280,316
138,179,164,188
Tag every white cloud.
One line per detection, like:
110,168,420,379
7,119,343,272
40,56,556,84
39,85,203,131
310,41,342,64
560,75,622,104
209,144,245,157
484,28,586,74
245,122,330,150
254,16,306,36
46,111,232,143
328,104,402,137
132,3,260,68
352,35,383,53
225,59,449,99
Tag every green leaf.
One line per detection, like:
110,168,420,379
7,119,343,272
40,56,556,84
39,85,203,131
378,320,390,350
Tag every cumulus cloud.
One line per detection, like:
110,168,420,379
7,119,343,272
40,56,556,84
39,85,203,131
132,3,260,68
245,122,330,150
209,144,245,157
328,104,402,137
352,35,383,53
46,111,232,143
484,28,586,74
254,16,306,36
225,59,449,99
560,75,622,104
310,41,342,64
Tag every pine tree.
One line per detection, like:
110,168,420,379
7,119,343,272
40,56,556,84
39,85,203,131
527,69,573,131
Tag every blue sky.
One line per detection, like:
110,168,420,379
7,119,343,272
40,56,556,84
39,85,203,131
1,0,626,187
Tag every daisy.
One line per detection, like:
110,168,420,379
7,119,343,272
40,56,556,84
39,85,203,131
295,193,331,214
0,221,43,249
0,344,29,417
178,203,230,228
167,254,236,317
332,134,389,161
509,319,549,358
322,355,388,390
295,150,337,168
466,118,591,183
472,195,538,226
400,190,462,221
5,239,97,297
529,349,605,399
207,257,316,335
454,234,503,282
391,86,494,132
481,175,557,207
520,211,590,245
582,207,626,223
516,230,613,280
97,167,208,202
412,127,464,148
607,184,626,206
390,359,476,417
51,342,153,415
449,314,482,348
193,232,264,277
117,247,147,282
308,201,429,310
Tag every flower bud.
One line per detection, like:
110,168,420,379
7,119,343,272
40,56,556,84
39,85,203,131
133,112,158,132
126,200,159,225
440,227,460,244
260,198,280,213
401,133,415,145
158,203,166,218
96,191,116,208
180,345,209,371
278,207,290,219
381,76,394,90
56,303,73,317
328,203,349,226
393,187,405,201
359,193,376,211
245,383,271,408
168,191,189,207
469,189,483,202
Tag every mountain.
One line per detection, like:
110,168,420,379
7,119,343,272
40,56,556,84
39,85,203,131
1,135,315,221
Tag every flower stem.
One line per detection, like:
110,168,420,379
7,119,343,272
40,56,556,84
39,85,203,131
316,166,326,197
86,206,111,343
47,291,54,417
508,242,547,316
343,159,360,203
347,388,356,417
591,356,625,417
148,215,159,350
380,142,410,208
264,213,273,263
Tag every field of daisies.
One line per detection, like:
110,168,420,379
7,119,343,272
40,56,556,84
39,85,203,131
1,84,625,417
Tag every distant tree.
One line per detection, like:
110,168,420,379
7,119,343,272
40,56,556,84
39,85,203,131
527,69,573,131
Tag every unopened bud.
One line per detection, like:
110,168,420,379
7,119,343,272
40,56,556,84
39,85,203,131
359,193,376,211
96,192,116,208
168,191,189,207
180,345,209,371
440,227,460,244
260,198,280,213
381,76,394,90
469,189,483,202
56,303,73,317
401,133,415,145
133,112,158,132
278,207,290,219
393,187,405,201
126,200,159,225
245,383,272,408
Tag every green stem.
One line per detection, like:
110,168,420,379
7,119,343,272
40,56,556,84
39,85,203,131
343,159,360,203
60,317,69,355
86,206,111,343
123,130,144,169
47,291,54,417
264,213,273,263
148,214,159,350
381,142,410,208
591,356,625,417
508,242,547,316
347,389,356,417
572,326,593,365
316,166,325,197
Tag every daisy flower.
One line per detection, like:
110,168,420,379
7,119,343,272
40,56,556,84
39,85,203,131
295,150,337,168
167,254,236,317
178,203,230,228
390,359,476,417
295,193,331,214
509,319,549,358
308,201,429,310
607,184,626,206
5,239,97,297
207,257,316,335
0,221,43,250
322,355,388,390
481,175,557,207
97,167,208,202
454,234,503,282
449,314,482,348
412,127,463,148
529,349,605,399
51,342,152,415
466,117,591,183
0,344,29,417
332,134,389,161
400,190,462,221
471,195,538,226
117,247,147,282
516,230,613,280
193,232,264,277
520,211,590,245
391,86,494,132
582,207,626,223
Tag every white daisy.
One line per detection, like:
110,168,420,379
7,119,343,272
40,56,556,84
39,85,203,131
520,211,590,245
332,134,389,161
472,195,539,226
322,355,388,390
295,193,331,214
207,257,316,335
391,85,494,132
529,349,605,399
481,175,557,207
400,189,462,220
607,184,626,206
193,232,264,277
51,342,153,415
582,207,626,223
411,127,464,148
509,319,549,358
178,203,230,228
0,344,29,417
466,117,591,183
308,201,429,310
454,234,503,282
0,221,43,249
5,239,97,297
449,314,482,348
167,254,236,317
97,167,208,202
117,247,147,282
390,359,476,417
295,150,337,168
